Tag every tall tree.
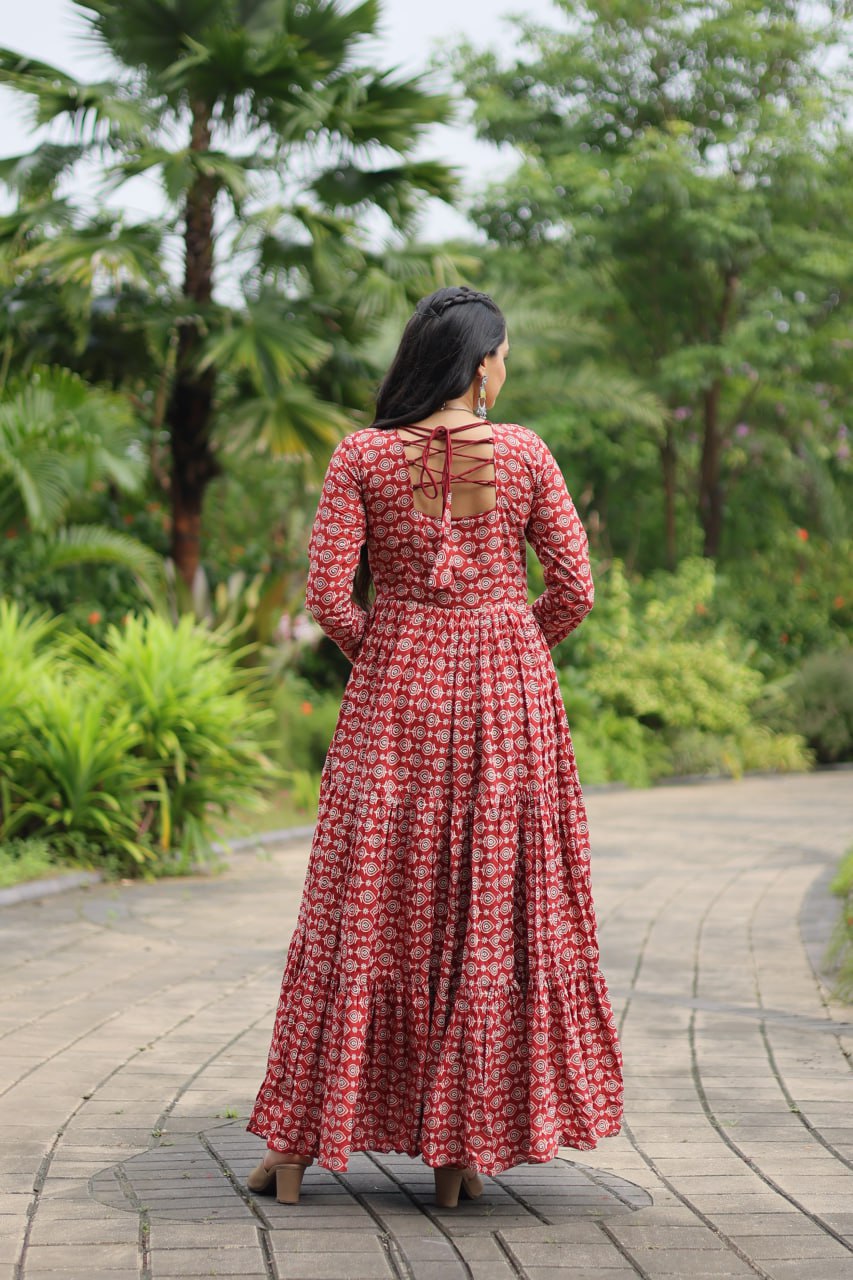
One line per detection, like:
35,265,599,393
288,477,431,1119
1,0,456,585
456,0,853,563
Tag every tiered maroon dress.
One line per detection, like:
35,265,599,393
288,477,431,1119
248,421,623,1174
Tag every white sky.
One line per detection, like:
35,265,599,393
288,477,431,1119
0,0,562,245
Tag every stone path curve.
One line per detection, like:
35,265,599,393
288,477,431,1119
0,771,851,1279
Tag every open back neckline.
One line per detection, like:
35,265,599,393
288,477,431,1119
392,421,500,524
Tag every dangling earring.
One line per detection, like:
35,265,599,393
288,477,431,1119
476,375,488,420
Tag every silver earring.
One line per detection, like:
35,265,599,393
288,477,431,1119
476,375,488,419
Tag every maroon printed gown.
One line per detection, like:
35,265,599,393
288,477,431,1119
247,421,623,1173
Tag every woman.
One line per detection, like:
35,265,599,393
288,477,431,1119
246,286,623,1208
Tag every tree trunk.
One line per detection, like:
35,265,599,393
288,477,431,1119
660,426,677,570
699,381,724,557
167,100,219,586
698,271,738,559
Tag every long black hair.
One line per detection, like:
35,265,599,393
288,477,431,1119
372,286,506,430
351,286,506,609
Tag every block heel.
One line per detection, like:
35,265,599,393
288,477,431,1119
434,1165,484,1207
434,1166,464,1207
275,1161,309,1204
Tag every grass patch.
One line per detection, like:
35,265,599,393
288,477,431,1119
827,844,853,1002
0,838,68,888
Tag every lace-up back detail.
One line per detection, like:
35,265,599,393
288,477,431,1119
396,421,496,521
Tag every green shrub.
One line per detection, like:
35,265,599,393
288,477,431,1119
280,769,322,815
570,712,669,788
714,536,853,677
557,558,812,784
783,647,853,764
3,678,153,869
85,614,279,859
270,673,342,773
558,674,669,787
827,846,853,1002
0,602,60,831
0,605,279,876
666,724,812,780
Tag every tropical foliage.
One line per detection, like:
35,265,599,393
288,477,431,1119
0,602,277,875
0,0,460,585
455,0,853,570
0,366,164,602
543,556,813,787
0,0,851,881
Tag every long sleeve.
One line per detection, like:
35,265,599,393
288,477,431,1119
526,435,594,648
304,434,369,664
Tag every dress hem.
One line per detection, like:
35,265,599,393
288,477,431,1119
245,1119,624,1176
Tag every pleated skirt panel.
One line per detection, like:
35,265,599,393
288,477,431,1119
247,598,623,1173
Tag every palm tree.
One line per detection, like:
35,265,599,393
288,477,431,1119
0,1,456,586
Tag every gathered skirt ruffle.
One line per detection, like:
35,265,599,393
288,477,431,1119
248,759,623,1173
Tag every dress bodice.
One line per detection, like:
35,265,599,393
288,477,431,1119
303,422,594,664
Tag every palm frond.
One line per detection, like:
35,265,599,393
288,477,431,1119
0,197,76,243
18,219,166,290
318,69,454,152
0,144,88,199
312,161,458,229
0,49,151,137
564,363,669,434
43,525,166,596
0,451,71,531
223,381,349,463
105,146,259,208
0,367,146,531
198,298,332,394
352,244,482,326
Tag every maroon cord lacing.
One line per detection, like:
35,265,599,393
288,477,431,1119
400,422,494,512
398,422,495,589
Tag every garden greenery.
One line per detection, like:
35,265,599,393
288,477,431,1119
0,602,277,877
547,558,813,788
0,0,850,882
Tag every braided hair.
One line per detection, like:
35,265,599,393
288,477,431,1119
370,286,506,432
351,286,506,609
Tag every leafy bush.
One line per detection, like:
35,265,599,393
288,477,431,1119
84,614,278,858
714,535,853,677
0,839,56,888
0,601,58,822
270,673,342,773
0,605,278,876
570,709,668,788
784,647,853,764
666,724,812,780
3,679,153,868
556,557,812,784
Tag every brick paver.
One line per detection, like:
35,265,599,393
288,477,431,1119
1,771,851,1279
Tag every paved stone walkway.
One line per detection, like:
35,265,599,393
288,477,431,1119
1,772,851,1280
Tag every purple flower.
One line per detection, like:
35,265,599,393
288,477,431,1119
735,423,750,438
673,406,692,421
